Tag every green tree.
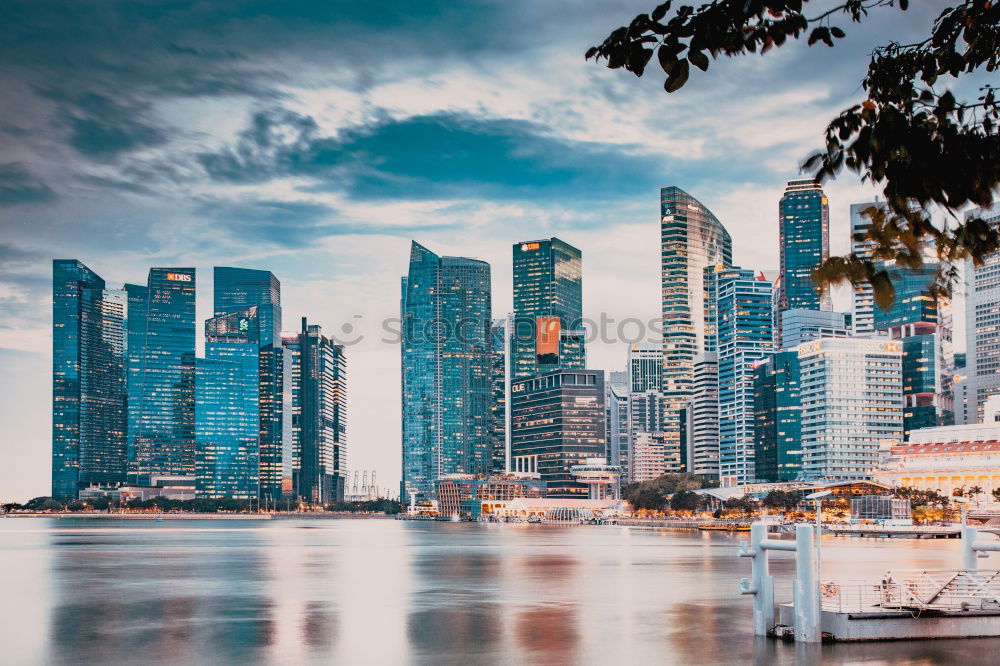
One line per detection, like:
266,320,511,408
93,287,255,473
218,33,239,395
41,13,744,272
587,1,1000,306
1,502,23,513
762,490,802,513
993,487,1000,503
670,490,704,513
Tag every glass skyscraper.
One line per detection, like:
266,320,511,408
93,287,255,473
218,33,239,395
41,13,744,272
489,315,512,473
401,241,492,501
710,266,774,484
284,318,347,504
849,202,883,336
212,267,284,500
52,260,128,499
776,179,830,323
512,238,584,379
129,267,197,484
964,204,1000,422
753,351,802,482
196,309,261,500
660,186,732,466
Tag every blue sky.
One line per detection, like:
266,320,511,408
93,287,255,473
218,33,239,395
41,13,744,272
0,1,946,500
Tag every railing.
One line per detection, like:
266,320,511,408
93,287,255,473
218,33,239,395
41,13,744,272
819,570,1000,613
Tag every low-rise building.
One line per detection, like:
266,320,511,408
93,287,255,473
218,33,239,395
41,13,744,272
435,474,546,518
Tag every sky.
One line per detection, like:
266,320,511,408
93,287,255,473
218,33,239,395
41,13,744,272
0,1,954,501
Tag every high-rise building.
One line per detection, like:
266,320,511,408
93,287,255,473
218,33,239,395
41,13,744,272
660,186,732,470
213,267,281,346
510,369,606,497
798,338,903,480
779,308,851,351
630,432,681,482
489,315,512,473
605,371,629,475
401,242,492,501
52,260,128,499
753,351,802,482
512,238,584,380
195,310,260,499
964,203,1000,422
849,202,884,336
776,179,831,332
285,318,347,504
129,268,197,485
626,343,664,455
212,267,284,500
874,264,954,437
688,353,720,478
712,266,774,485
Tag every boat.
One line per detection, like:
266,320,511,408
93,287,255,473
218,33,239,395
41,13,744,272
698,524,750,532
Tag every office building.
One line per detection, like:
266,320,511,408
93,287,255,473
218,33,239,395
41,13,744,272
510,369,606,497
630,432,681,482
627,343,664,454
964,203,1000,422
401,242,492,501
660,186,732,470
713,266,774,485
849,202,883,336
512,238,585,379
212,267,284,500
798,338,903,481
605,371,629,475
52,260,128,499
129,268,197,484
285,318,347,504
490,315,512,473
779,308,850,351
874,264,954,437
687,353,720,478
753,351,802,482
776,179,831,336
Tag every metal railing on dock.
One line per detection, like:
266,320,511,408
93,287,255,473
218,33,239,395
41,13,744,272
819,570,1000,613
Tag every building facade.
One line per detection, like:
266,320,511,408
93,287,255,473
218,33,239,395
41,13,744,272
660,186,732,476
605,371,629,475
630,432,681,482
213,267,281,346
753,351,802,482
129,267,197,485
52,260,128,499
511,238,585,379
510,369,606,497
779,308,850,351
849,202,884,336
964,203,1000,423
687,353,720,478
489,315,512,473
776,179,831,330
712,266,774,485
285,319,347,504
401,242,492,501
798,338,903,481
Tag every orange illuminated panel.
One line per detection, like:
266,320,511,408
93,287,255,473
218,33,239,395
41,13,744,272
521,242,540,251
536,317,559,365
165,272,192,282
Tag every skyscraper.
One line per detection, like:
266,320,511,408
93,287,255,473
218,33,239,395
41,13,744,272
605,371,629,474
212,267,284,500
512,238,584,379
660,186,732,468
285,318,347,504
849,202,882,336
510,369,606,497
128,267,197,485
52,260,128,499
627,343,664,446
196,309,261,500
711,266,774,485
799,338,903,480
489,315,512,473
779,308,851,350
776,179,830,329
966,203,1000,422
688,353,720,478
753,351,802,482
214,267,281,346
401,242,492,501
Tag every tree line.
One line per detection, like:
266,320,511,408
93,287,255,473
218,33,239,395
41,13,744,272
1,496,404,515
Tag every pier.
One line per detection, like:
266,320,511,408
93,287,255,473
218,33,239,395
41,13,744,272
740,521,1000,642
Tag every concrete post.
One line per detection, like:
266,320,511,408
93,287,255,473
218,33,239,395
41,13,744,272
963,525,979,571
794,524,821,643
748,523,774,635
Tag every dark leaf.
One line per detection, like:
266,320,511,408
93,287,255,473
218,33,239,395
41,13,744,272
651,1,672,22
664,59,690,92
807,27,829,47
688,49,709,72
830,27,846,39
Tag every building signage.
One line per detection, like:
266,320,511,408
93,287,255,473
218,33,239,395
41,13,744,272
165,272,192,282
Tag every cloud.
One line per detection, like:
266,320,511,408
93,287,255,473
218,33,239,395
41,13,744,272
0,162,56,205
199,108,667,202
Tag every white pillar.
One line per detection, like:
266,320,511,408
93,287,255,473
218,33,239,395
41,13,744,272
794,524,821,643
963,525,979,571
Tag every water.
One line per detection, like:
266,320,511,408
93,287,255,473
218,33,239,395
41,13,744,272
1,518,998,665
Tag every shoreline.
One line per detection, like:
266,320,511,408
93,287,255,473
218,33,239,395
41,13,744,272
2,512,396,520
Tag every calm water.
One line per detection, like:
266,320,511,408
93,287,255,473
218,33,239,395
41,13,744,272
1,518,998,665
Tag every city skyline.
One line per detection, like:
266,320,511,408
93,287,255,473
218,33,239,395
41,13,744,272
0,3,957,501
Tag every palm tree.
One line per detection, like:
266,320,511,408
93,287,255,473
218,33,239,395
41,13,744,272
969,486,985,510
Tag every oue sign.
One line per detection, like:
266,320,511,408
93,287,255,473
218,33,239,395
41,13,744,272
166,272,192,282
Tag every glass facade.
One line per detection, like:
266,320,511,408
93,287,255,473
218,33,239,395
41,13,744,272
779,308,850,351
489,316,511,473
849,202,882,336
52,260,128,498
605,371,629,475
711,266,774,484
753,351,802,482
689,353,719,478
285,319,347,504
401,242,492,501
130,268,197,484
777,179,830,319
212,267,284,501
510,370,606,497
512,238,584,379
965,204,1000,421
660,186,732,468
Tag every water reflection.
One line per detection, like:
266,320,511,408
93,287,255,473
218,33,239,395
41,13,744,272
1,519,1000,664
